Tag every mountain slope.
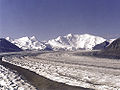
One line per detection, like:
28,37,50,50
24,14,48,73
93,41,109,50
93,39,115,50
105,38,120,51
93,38,120,59
47,34,106,50
0,38,23,52
6,36,47,50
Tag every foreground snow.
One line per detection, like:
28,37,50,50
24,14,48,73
3,51,120,90
0,64,36,90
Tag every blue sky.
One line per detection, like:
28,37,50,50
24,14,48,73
0,0,120,40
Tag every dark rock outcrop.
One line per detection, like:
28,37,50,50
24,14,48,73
0,38,23,52
94,38,120,59
105,38,120,51
93,41,109,50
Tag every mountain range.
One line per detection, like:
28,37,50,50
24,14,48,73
5,34,115,51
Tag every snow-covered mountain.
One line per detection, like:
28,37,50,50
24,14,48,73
47,34,106,50
6,34,109,51
6,36,46,50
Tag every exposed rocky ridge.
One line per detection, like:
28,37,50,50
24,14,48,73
93,41,109,50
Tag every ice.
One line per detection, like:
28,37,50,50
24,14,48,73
3,51,120,90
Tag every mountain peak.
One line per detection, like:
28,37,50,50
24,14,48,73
30,36,37,41
6,36,46,50
48,34,106,50
30,36,36,39
6,37,13,41
18,36,30,41
67,33,73,37
6,37,10,40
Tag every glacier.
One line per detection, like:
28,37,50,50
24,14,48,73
3,51,120,90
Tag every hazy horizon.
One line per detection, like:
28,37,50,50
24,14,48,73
0,0,120,40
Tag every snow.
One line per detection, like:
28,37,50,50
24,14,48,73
6,36,46,50
0,64,36,90
108,39,115,44
6,34,116,51
48,34,106,50
3,51,120,90
106,39,116,47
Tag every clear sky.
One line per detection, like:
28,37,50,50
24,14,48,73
0,0,120,40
